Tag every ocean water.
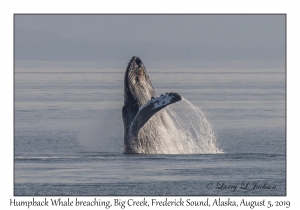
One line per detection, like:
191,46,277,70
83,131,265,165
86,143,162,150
14,61,286,196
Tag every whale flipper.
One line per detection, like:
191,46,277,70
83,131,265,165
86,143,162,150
130,92,182,136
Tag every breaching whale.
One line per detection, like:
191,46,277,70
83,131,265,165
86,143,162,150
122,56,182,153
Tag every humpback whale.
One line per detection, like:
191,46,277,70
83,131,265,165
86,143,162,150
122,56,182,153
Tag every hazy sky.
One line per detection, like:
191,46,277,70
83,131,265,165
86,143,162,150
15,14,285,64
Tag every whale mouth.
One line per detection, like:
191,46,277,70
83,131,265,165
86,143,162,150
124,56,155,106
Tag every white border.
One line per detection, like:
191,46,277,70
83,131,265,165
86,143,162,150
1,0,298,209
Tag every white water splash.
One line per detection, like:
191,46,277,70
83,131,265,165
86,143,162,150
134,97,223,154
78,98,222,154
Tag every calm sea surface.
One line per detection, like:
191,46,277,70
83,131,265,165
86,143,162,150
14,61,286,196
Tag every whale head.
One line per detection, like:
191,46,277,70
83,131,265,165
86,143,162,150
124,56,156,108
